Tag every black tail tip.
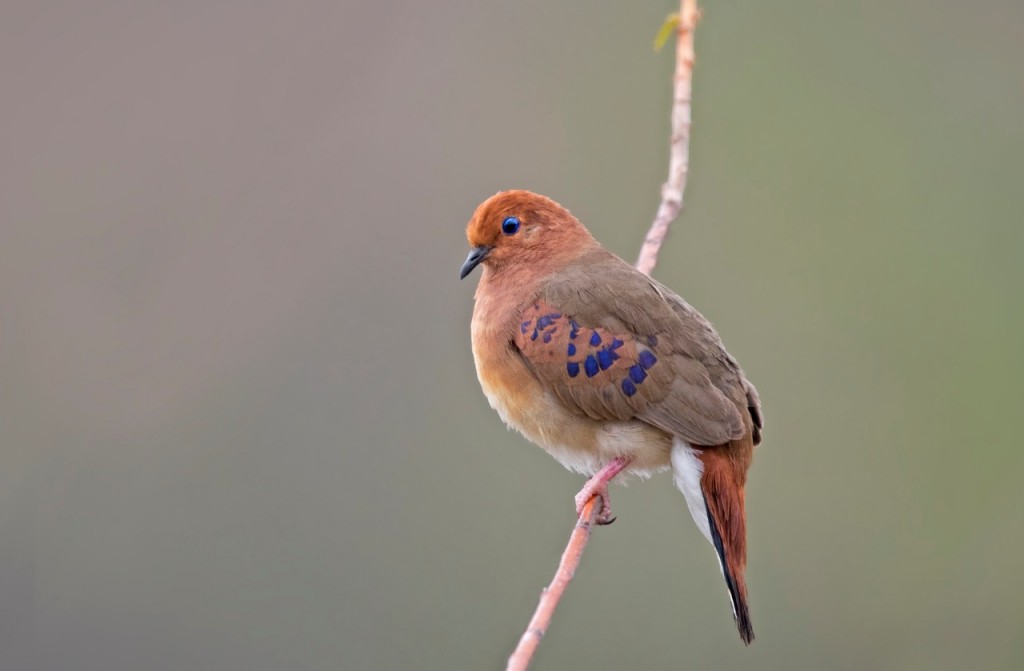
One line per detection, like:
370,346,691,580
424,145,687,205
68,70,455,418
702,493,754,645
735,603,754,645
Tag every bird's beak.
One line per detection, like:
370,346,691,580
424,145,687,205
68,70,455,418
459,246,491,279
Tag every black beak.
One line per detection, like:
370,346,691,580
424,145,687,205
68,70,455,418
459,246,491,279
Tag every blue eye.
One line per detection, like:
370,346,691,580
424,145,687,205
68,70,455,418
502,216,520,235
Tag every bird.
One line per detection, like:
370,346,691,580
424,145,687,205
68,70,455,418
460,190,763,644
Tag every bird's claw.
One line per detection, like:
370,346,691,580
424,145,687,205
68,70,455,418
575,483,616,524
574,457,632,525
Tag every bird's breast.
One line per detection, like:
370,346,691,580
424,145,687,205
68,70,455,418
470,307,671,476
471,307,600,471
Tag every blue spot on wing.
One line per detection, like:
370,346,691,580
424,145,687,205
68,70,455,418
531,328,538,341
629,365,647,384
597,349,613,370
536,315,552,329
543,332,551,343
567,362,580,378
590,331,602,346
521,321,531,335
567,343,576,356
621,378,637,397
569,319,580,339
610,338,624,350
584,355,599,378
639,350,658,370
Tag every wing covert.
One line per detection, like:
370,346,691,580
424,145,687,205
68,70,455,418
514,254,750,445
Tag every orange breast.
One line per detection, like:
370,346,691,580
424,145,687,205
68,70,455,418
471,311,672,476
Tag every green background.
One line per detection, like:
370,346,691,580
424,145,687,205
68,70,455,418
2,1,1022,669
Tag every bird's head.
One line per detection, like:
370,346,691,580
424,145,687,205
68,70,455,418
460,190,595,280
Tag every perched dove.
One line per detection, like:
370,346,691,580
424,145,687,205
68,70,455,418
461,190,763,644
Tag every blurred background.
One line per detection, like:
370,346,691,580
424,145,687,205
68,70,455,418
2,1,1022,669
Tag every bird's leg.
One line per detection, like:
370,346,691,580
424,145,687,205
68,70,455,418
574,456,633,525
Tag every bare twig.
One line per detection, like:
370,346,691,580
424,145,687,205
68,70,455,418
506,496,602,671
637,0,700,277
506,3,700,668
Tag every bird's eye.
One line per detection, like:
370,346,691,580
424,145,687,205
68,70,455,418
501,216,520,236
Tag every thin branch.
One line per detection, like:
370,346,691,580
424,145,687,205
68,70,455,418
637,0,700,277
506,3,700,668
506,496,602,671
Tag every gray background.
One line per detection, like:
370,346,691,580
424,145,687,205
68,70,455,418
2,1,1022,669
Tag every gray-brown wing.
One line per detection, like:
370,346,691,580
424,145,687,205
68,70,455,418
651,275,765,445
514,252,746,446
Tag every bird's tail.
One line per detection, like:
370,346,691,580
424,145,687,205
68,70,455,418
671,440,754,645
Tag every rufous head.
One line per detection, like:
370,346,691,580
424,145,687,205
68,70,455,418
459,190,595,280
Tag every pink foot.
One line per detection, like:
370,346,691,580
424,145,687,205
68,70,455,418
574,456,632,525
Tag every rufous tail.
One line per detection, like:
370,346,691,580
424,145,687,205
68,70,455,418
700,448,754,644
